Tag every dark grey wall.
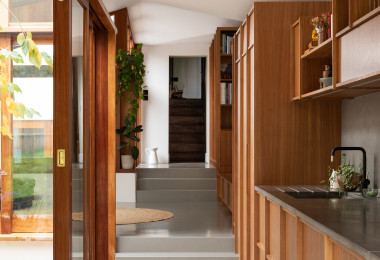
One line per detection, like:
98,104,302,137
342,92,380,188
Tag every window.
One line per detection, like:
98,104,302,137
10,0,53,23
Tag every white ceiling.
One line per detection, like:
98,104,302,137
103,0,253,45
103,0,328,46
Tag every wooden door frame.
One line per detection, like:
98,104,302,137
53,0,116,259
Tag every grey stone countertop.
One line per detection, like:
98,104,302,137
255,186,380,260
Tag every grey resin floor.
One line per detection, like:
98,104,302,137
116,202,233,238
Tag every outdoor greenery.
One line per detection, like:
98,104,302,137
13,157,53,174
0,29,53,139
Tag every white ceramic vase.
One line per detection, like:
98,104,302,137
145,148,158,164
121,155,134,169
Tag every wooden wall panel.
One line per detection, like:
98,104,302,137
232,2,340,260
253,2,338,187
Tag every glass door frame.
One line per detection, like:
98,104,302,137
53,0,116,259
0,33,54,234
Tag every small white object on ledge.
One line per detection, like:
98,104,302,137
330,170,340,190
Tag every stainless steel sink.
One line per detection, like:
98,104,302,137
275,186,364,199
285,191,342,199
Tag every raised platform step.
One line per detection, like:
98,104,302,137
115,252,239,260
116,237,235,253
137,190,217,202
137,178,216,190
136,167,216,179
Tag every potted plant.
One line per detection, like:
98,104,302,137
310,12,332,44
115,44,146,169
116,116,143,169
327,154,362,191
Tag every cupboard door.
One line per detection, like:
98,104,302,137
257,194,268,260
268,200,286,260
301,221,325,260
325,236,365,260
283,209,297,260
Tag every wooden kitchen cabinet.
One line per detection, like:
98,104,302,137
256,191,365,260
291,0,380,100
325,236,365,260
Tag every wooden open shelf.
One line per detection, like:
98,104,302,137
210,27,237,205
299,70,380,100
117,168,136,173
336,70,380,89
301,38,332,59
336,6,380,38
293,3,380,101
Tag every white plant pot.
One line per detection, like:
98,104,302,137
121,155,134,169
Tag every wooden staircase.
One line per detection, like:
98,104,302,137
169,99,205,162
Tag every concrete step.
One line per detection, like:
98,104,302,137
136,168,216,179
115,252,239,260
72,236,83,253
116,237,235,253
137,178,216,190
137,190,217,202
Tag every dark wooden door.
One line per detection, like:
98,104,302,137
169,58,207,163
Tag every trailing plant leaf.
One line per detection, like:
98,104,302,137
118,141,127,150
7,82,22,95
41,51,53,67
29,48,42,69
17,33,25,45
131,146,139,160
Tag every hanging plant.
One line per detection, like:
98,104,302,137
115,44,146,123
115,44,146,161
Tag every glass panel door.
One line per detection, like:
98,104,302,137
12,43,54,227
72,0,84,258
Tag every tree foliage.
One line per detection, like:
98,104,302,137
0,30,53,138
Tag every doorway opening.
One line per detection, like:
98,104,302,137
169,57,206,163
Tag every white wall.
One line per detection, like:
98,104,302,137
342,92,380,188
0,241,53,260
141,43,209,164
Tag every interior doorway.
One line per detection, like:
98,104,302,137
169,57,206,163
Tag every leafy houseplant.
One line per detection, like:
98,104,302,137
327,154,362,192
116,117,143,169
115,44,146,168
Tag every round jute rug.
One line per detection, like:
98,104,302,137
72,207,174,225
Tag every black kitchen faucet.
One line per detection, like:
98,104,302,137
331,147,370,191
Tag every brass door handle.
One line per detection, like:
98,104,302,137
57,149,65,167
